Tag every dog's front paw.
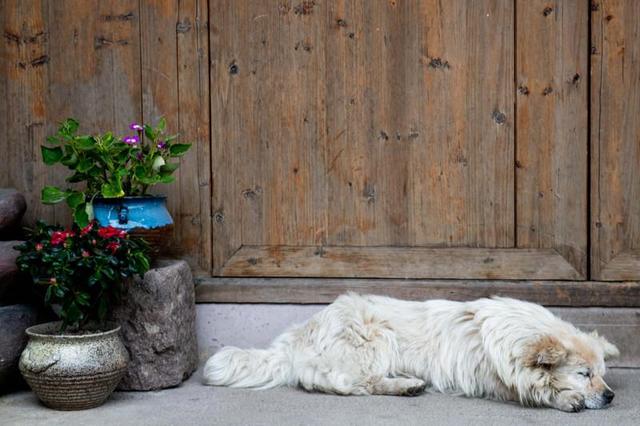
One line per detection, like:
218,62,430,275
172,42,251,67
554,391,586,412
402,381,427,397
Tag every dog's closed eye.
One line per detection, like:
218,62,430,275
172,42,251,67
577,370,592,378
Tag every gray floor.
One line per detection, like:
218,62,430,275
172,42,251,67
1,369,639,426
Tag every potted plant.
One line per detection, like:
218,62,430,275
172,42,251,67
14,221,149,410
39,118,191,251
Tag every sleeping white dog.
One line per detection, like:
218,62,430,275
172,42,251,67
204,294,619,412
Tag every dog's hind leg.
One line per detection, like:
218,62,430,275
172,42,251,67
366,376,427,396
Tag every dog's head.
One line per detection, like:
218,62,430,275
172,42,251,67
524,331,619,409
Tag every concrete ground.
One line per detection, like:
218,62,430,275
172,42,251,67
1,369,638,426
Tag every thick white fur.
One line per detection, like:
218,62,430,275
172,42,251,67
204,294,617,409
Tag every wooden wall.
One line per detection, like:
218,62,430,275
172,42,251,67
2,1,640,281
0,0,210,273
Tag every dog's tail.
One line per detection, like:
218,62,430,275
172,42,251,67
203,343,293,389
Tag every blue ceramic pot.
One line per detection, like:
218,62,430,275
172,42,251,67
92,196,173,252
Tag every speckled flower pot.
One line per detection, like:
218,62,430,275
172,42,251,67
19,322,128,411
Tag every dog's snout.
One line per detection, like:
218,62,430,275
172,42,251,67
603,390,615,404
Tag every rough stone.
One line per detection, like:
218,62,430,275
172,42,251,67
0,241,22,304
0,189,26,238
111,260,198,390
0,304,38,393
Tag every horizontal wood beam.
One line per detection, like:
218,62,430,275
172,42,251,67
221,246,583,280
194,278,640,307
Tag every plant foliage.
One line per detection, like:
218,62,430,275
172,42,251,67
40,118,191,227
15,221,150,330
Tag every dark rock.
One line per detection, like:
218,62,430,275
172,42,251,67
0,189,26,238
111,260,198,390
0,241,22,304
0,304,38,393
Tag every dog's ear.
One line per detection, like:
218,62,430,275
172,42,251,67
524,335,567,368
589,330,620,360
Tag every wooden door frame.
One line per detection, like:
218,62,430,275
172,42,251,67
219,246,584,280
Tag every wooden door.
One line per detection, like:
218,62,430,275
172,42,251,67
210,0,588,279
591,0,640,280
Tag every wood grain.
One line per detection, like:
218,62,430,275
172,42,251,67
195,277,640,307
1,0,142,225
221,245,583,280
140,0,212,273
591,0,640,280
516,0,589,278
210,0,516,276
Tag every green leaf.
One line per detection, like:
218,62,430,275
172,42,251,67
144,124,155,140
42,186,67,204
74,136,96,150
134,165,147,179
169,143,191,157
76,158,93,172
101,176,124,198
164,134,178,144
159,163,179,176
158,175,175,184
46,135,60,145
41,146,64,165
138,175,159,185
60,118,79,137
44,286,52,303
157,117,166,132
60,152,79,167
74,205,89,227
66,191,85,209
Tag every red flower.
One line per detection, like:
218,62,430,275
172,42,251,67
80,223,94,236
51,230,74,246
98,226,122,239
106,242,120,254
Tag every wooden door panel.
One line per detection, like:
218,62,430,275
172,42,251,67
515,0,589,278
210,0,587,280
591,0,640,280
324,0,514,248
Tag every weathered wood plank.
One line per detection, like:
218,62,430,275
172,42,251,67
325,0,514,248
221,246,583,280
516,0,589,278
1,0,52,224
210,0,328,273
1,0,143,226
140,0,211,273
194,277,640,307
177,0,212,273
591,0,640,280
209,0,243,273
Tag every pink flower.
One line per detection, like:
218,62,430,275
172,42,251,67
81,249,91,258
35,243,43,251
129,122,144,132
122,135,140,145
80,223,93,236
98,226,121,239
49,277,57,286
106,242,120,254
156,140,166,149
51,230,74,246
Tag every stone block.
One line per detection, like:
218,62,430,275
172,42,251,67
112,260,198,390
